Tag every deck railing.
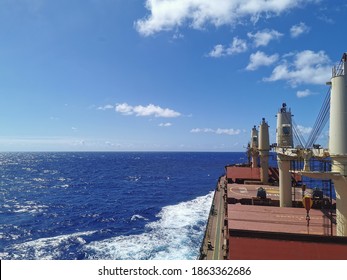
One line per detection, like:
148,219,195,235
332,60,345,77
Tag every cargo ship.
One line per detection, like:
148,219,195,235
200,52,347,260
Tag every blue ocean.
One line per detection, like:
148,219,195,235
0,152,247,260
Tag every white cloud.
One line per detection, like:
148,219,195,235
208,44,225,58
134,104,180,117
105,141,114,147
115,103,181,118
246,51,279,71
159,122,173,127
247,29,283,47
172,32,184,39
191,128,215,133
296,89,315,98
97,104,114,110
208,37,247,57
318,14,334,24
136,0,315,36
264,50,332,86
227,37,248,55
296,125,312,134
290,22,310,38
215,128,241,135
191,128,241,135
115,103,134,115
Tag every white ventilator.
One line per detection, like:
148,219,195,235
329,53,347,236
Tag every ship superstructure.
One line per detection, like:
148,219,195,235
200,52,347,260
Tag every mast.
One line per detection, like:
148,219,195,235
250,125,259,168
259,118,270,184
276,103,294,207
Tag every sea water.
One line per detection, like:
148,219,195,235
0,152,247,260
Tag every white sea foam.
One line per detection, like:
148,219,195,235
22,167,34,172
128,175,141,182
130,214,149,221
1,231,97,260
32,178,45,182
85,191,214,260
12,201,49,214
2,193,214,260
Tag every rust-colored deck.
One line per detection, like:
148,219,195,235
227,203,335,236
200,176,347,260
228,183,303,201
225,183,347,260
226,166,261,182
228,235,347,260
226,183,332,207
227,203,347,260
226,165,301,184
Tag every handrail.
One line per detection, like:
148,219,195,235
332,53,346,78
198,176,222,259
332,63,344,77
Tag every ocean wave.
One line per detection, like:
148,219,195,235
127,175,141,182
2,201,49,214
0,231,97,260
85,192,213,260
0,152,233,260
130,214,149,221
1,193,213,260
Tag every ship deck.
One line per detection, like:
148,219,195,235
227,203,335,235
199,176,226,260
200,176,347,260
227,183,304,205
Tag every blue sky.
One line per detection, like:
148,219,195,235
0,0,346,152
